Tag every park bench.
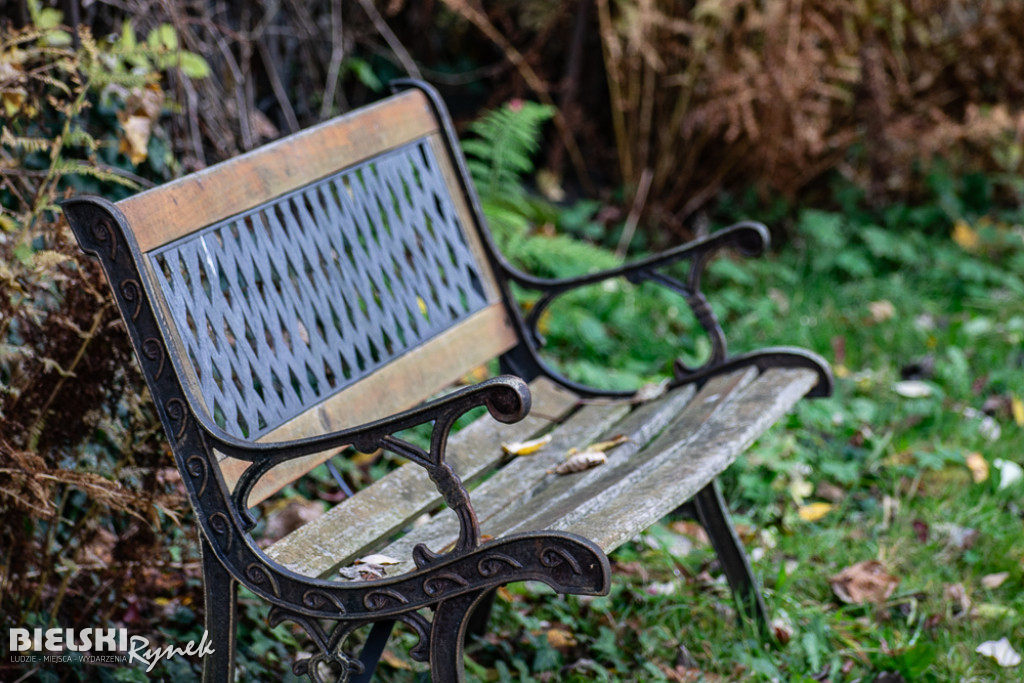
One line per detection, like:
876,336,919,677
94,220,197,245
63,80,832,682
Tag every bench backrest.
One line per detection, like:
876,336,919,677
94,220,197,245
67,86,521,497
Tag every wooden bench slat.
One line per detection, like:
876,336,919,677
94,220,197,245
561,367,817,552
373,370,745,576
264,377,579,577
372,398,634,573
495,368,756,539
125,90,438,252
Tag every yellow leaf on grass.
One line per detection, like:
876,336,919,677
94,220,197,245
966,452,989,483
1012,395,1024,426
798,502,834,522
952,219,979,251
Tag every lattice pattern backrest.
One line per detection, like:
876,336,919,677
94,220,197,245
147,139,490,439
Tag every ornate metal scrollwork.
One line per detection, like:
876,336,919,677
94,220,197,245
268,609,364,683
540,546,582,574
477,553,523,577
185,454,207,497
164,397,189,441
119,279,142,320
141,338,165,379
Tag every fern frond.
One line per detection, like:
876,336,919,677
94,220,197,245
1,128,54,154
462,100,554,200
32,73,74,96
63,128,99,151
49,158,140,189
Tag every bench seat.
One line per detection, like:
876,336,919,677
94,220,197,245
269,366,815,585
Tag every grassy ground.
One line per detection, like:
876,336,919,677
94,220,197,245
360,185,1024,682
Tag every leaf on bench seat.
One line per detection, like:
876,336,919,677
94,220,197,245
501,434,552,456
548,451,607,475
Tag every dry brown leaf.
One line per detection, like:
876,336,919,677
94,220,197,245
830,560,899,604
669,520,710,546
548,450,607,475
502,434,552,456
261,498,323,545
546,626,577,650
944,582,971,617
380,649,412,670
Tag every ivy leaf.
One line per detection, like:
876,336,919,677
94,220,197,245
147,24,178,51
177,52,211,79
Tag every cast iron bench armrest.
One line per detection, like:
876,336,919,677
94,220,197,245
205,376,530,554
493,222,833,399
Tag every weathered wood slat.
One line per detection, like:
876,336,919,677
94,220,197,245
127,90,437,251
561,368,817,552
496,369,754,538
264,378,579,577
374,398,633,573
374,371,746,576
218,303,519,504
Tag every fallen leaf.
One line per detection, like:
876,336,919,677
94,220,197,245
973,603,1017,620
380,650,412,670
548,450,607,475
669,520,710,546
982,572,1010,589
797,502,834,522
962,406,1002,441
952,219,979,250
976,638,1021,667
338,564,387,581
965,452,990,483
633,378,670,403
994,459,1024,490
355,554,400,566
117,114,152,165
1013,395,1024,426
816,481,846,503
944,582,971,617
546,626,577,650
830,560,900,604
935,522,979,550
895,380,933,398
869,300,895,322
585,434,630,452
788,476,813,504
416,296,428,316
912,519,929,543
502,434,552,456
261,498,324,545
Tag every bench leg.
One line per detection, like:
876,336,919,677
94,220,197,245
200,536,238,682
693,480,769,631
430,589,490,683
350,619,396,683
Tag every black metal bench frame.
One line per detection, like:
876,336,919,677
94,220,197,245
64,80,831,682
